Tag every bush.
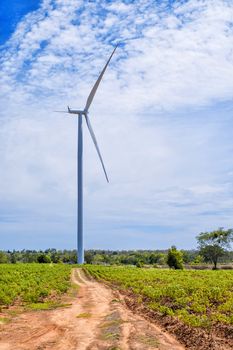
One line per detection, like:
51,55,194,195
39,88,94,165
136,261,144,268
167,246,184,269
37,254,51,264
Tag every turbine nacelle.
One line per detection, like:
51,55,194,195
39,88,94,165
67,106,87,115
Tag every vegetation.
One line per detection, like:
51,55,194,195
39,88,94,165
0,264,72,308
197,228,233,269
0,248,232,266
0,249,78,264
166,246,184,269
0,252,8,264
85,265,233,328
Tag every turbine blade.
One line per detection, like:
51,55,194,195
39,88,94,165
54,110,69,113
85,114,109,182
84,44,118,112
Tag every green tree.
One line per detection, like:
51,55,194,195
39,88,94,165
167,246,184,269
10,252,17,264
37,254,51,263
196,228,233,269
85,251,94,264
148,253,159,264
157,253,166,265
0,251,8,263
92,254,105,264
191,255,204,265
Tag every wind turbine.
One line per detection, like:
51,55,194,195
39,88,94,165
58,45,118,264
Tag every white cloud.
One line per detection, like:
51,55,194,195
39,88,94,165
1,0,233,249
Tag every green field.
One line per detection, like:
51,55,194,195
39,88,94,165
85,265,233,328
0,264,72,307
1,263,233,330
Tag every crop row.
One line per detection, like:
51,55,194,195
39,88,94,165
0,264,72,306
85,265,233,328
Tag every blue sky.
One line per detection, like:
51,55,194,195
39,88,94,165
1,0,233,250
0,0,41,45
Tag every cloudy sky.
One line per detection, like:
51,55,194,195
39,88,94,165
1,0,233,251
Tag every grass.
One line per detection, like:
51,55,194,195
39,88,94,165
111,298,121,303
28,302,72,311
68,282,79,298
76,312,92,318
0,317,10,324
100,311,122,342
137,334,159,347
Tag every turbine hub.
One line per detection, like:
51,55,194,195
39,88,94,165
68,108,85,115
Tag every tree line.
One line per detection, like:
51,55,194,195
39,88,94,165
0,228,232,269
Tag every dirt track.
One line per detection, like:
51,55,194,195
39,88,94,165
0,269,185,350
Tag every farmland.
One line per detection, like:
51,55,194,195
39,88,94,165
0,264,72,308
1,263,232,328
85,265,233,328
0,268,186,350
0,264,232,349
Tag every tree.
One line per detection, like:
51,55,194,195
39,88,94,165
85,251,94,264
0,251,8,263
196,228,233,269
10,252,17,264
167,246,184,269
191,255,204,265
37,254,51,263
148,253,159,264
92,254,105,264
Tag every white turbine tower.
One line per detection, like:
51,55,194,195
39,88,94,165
59,45,118,264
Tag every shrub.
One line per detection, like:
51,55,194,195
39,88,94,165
167,246,184,269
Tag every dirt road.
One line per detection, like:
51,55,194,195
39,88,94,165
0,269,185,350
